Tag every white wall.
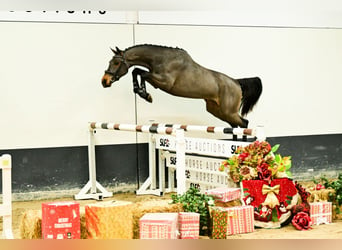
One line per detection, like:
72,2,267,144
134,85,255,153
1,16,342,149
0,22,137,149
135,25,342,137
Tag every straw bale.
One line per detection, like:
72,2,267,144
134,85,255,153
85,200,134,239
19,209,42,239
307,188,335,203
132,199,183,239
214,199,242,207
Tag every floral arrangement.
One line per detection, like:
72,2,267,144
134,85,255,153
219,141,292,183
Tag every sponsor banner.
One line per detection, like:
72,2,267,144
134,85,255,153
156,134,249,158
165,152,233,191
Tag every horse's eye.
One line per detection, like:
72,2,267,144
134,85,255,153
113,61,120,66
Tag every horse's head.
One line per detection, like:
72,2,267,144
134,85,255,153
101,47,129,88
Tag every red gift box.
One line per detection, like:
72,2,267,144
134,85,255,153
310,202,332,225
178,212,200,239
42,201,80,239
205,187,241,202
211,205,254,238
139,213,179,239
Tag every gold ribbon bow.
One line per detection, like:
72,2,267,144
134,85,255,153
262,184,280,209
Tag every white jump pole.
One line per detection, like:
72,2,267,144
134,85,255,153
175,129,186,195
0,154,13,239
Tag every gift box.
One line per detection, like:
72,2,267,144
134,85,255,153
205,187,241,202
132,200,183,239
85,200,134,239
211,206,254,238
310,202,332,225
178,212,200,239
139,213,179,239
241,178,298,228
41,201,80,239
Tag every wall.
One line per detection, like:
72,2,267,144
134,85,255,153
0,10,341,198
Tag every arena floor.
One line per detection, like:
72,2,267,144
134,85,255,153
1,192,341,239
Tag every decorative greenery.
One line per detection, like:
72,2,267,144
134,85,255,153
171,186,214,235
219,141,292,183
315,173,342,213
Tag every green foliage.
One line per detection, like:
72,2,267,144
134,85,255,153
271,144,280,153
317,173,342,213
171,186,214,235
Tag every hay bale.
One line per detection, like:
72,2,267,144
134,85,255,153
85,200,134,239
214,199,242,207
132,199,183,239
19,210,42,239
20,207,87,239
332,204,342,220
307,188,335,203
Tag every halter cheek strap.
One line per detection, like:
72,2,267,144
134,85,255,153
105,53,129,80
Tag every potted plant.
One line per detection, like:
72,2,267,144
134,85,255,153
171,186,214,235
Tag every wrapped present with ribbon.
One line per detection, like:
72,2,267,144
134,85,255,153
205,187,241,203
210,206,254,238
241,178,299,228
310,202,332,225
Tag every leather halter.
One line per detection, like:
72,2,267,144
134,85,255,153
105,53,129,80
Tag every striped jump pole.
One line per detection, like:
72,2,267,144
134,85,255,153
88,122,265,141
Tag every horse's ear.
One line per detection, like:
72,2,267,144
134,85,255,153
115,46,123,55
110,47,118,54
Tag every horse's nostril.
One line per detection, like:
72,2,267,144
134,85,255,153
102,79,108,88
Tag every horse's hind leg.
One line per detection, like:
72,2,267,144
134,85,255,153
132,68,152,102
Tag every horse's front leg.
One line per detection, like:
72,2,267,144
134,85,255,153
132,68,152,102
132,68,143,94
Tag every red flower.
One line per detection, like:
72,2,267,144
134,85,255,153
315,184,325,190
257,163,272,182
238,152,249,162
292,212,312,230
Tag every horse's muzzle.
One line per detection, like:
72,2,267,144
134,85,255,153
101,74,113,88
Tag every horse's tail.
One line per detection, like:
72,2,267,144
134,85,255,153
237,77,263,116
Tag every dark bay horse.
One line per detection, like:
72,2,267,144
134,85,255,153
101,44,262,128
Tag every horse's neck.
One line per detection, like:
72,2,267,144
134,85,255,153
125,46,154,69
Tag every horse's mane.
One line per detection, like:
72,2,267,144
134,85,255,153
125,44,186,52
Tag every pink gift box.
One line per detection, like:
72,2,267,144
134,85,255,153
211,205,254,238
178,212,200,239
310,202,332,225
205,187,241,202
139,213,179,239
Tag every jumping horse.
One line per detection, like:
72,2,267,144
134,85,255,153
101,44,262,128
